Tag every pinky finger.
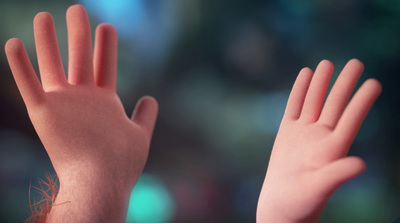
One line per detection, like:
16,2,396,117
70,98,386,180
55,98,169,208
5,38,44,107
334,79,382,145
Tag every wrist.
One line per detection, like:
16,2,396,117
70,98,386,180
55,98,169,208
54,157,141,193
257,184,321,223
47,166,134,222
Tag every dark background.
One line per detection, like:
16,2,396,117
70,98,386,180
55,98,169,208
0,0,399,222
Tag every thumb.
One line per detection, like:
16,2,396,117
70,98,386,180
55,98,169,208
131,96,159,140
316,156,366,196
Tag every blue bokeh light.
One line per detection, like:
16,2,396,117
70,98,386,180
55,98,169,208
127,173,175,223
80,0,144,37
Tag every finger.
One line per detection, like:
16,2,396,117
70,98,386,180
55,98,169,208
334,79,382,144
131,96,159,140
5,38,44,107
283,67,313,120
94,23,118,90
300,60,334,122
319,59,364,128
66,4,93,85
34,12,67,90
316,156,366,196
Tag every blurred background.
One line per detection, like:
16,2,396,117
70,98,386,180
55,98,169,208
0,0,399,222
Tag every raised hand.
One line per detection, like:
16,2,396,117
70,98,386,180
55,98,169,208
256,59,382,223
5,5,158,222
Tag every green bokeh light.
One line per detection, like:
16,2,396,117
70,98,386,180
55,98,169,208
126,174,175,223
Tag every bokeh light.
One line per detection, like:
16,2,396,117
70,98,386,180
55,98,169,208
0,0,399,222
80,0,144,38
127,174,175,223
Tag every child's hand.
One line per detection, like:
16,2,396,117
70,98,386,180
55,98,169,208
5,5,158,222
257,59,382,223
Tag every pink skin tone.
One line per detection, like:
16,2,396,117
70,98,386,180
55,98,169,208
257,59,382,223
4,3,383,223
5,5,158,222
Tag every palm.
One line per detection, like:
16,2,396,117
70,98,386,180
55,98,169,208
257,59,382,223
30,86,146,179
265,121,350,221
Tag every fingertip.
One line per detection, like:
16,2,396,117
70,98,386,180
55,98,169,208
300,67,312,73
298,67,313,78
95,23,118,43
348,58,364,68
132,95,159,138
138,96,159,114
338,156,367,183
33,12,55,34
319,59,334,67
364,78,383,94
34,12,53,24
315,59,334,73
5,38,25,57
5,38,20,51
96,23,117,34
320,59,331,63
347,156,367,174
67,4,87,16
295,67,313,85
345,58,365,73
66,4,88,22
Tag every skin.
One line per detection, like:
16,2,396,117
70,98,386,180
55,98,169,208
5,5,158,222
257,59,382,223
4,4,383,223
